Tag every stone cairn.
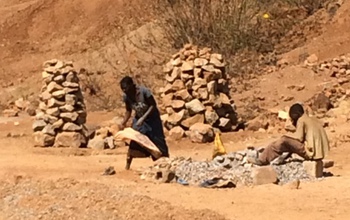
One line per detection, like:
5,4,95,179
160,44,237,141
32,59,88,148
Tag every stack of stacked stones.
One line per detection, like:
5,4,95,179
32,59,88,148
160,44,237,134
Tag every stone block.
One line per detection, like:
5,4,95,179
303,160,323,178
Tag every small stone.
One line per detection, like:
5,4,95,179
193,77,207,88
207,81,217,95
303,160,323,178
218,117,232,131
209,56,225,68
47,82,63,93
14,98,28,110
181,114,205,129
52,119,64,130
185,99,205,115
180,72,194,81
171,100,185,111
33,132,55,147
43,59,58,67
169,126,185,140
95,127,110,139
54,60,64,69
42,124,56,136
59,105,75,112
46,107,60,117
181,61,194,72
44,66,59,74
60,112,79,122
66,72,79,83
88,136,106,150
40,90,52,101
205,109,219,125
251,166,278,185
163,61,174,73
42,71,52,79
47,98,65,108
2,109,19,117
52,90,66,99
185,80,193,90
165,67,181,83
42,114,59,124
189,123,214,143
39,102,47,111
174,89,192,102
65,94,77,106
53,75,65,83
219,93,231,105
162,93,173,107
55,132,83,148
193,68,202,78
197,88,209,100
62,82,79,88
306,54,318,64
62,122,82,131
64,87,79,94
171,57,182,66
194,58,208,67
172,80,186,91
32,120,47,132
166,109,186,127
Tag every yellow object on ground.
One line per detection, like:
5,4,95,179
212,132,227,159
263,13,270,19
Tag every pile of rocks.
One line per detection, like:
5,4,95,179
87,118,126,150
140,147,321,187
32,59,88,148
2,97,37,117
160,44,238,141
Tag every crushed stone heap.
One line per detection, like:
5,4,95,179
141,147,321,188
160,44,238,135
32,59,88,148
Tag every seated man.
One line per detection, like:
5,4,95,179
250,103,330,165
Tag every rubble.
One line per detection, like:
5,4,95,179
32,59,88,148
159,44,238,141
140,147,320,188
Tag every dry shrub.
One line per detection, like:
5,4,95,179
154,0,262,57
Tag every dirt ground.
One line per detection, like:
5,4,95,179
2,0,350,219
1,111,350,220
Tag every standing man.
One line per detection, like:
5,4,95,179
119,76,169,170
250,103,330,165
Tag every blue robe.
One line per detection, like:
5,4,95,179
123,86,169,159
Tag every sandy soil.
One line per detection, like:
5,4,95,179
1,112,350,220
2,0,350,219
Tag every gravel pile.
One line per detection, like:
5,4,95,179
141,148,316,187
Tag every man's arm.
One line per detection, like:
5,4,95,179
137,88,157,125
284,119,305,142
